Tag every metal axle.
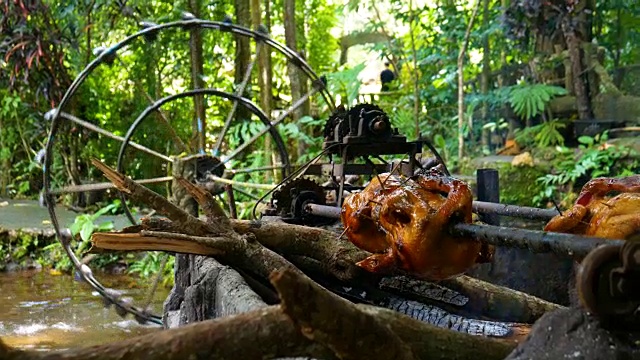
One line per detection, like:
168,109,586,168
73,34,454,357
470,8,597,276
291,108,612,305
304,203,623,260
472,201,558,221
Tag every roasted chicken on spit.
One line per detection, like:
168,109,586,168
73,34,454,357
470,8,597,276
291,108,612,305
341,168,493,281
544,175,640,240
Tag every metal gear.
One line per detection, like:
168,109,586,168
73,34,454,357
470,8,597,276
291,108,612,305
271,177,333,225
323,103,391,143
323,104,348,142
272,177,325,215
348,103,392,139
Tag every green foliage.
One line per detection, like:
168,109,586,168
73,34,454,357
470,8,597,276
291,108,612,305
0,229,62,271
514,119,567,148
326,63,366,106
0,91,45,198
507,83,567,121
44,202,120,272
69,203,117,243
534,132,639,206
128,252,175,287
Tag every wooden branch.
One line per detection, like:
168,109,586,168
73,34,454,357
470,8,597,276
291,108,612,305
271,268,516,360
272,269,416,360
92,224,303,283
442,275,561,323
0,307,337,360
91,158,214,236
94,216,561,325
91,232,233,256
175,177,230,227
231,220,370,282
589,60,623,96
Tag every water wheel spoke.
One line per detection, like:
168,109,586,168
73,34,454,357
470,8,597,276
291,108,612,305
48,176,173,195
207,174,275,190
212,42,264,156
57,111,174,163
232,186,261,200
225,164,284,175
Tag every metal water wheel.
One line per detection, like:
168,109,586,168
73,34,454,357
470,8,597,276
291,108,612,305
42,15,336,324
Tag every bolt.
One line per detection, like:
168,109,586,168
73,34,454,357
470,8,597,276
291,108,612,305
372,119,387,133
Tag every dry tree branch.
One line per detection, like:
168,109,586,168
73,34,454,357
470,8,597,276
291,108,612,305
175,177,229,222
271,268,517,360
272,269,416,360
91,158,216,235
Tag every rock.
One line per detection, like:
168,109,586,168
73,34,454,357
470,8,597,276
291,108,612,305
3,261,20,272
23,258,42,271
505,307,640,360
511,152,534,167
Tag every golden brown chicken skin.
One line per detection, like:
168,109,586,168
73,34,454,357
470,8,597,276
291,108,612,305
544,175,640,239
341,168,493,281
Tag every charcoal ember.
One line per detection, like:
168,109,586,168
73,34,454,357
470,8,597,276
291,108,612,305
379,276,469,307
505,307,640,360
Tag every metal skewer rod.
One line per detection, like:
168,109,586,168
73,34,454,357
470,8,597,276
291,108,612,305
303,203,623,260
450,223,624,260
472,201,558,221
307,201,557,221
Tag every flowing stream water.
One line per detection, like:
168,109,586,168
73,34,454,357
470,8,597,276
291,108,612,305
0,270,169,351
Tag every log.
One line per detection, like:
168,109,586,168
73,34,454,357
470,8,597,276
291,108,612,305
93,229,532,341
272,268,517,360
271,269,416,360
90,158,221,236
441,275,562,323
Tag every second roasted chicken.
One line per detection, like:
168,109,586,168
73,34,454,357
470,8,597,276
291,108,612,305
341,167,493,281
544,175,640,240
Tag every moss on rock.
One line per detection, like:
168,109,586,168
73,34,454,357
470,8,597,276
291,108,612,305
0,227,57,271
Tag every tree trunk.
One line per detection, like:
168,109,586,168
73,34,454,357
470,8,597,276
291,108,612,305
562,17,593,121
283,0,310,162
187,0,207,152
480,0,491,148
251,0,275,181
457,1,481,159
612,6,623,88
408,0,421,139
234,0,252,124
